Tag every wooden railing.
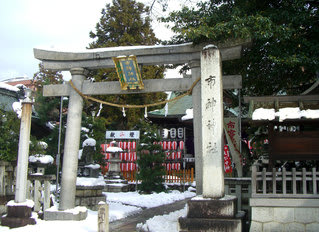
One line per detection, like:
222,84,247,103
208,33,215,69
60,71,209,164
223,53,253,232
165,169,194,183
252,165,319,198
122,168,194,184
225,177,251,214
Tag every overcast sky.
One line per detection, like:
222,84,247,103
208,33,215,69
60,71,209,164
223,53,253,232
0,0,180,82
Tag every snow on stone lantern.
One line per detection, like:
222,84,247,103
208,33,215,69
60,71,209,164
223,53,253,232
29,141,53,175
78,138,100,178
104,141,129,192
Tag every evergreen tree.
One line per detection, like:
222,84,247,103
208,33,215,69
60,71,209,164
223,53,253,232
32,63,67,158
80,112,108,165
88,0,166,129
162,0,319,96
0,106,46,161
33,63,64,125
136,121,166,193
0,109,20,161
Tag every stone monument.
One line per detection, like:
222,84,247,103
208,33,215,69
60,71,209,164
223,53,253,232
75,138,106,210
178,46,244,232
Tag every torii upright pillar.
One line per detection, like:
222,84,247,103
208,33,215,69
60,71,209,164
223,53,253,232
44,68,88,221
59,68,87,211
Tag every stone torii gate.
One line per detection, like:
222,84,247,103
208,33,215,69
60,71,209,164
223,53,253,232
34,41,246,227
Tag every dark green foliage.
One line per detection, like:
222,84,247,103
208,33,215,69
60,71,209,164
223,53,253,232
162,0,319,96
33,63,64,125
80,113,108,166
88,0,166,129
0,108,47,161
137,121,166,194
0,109,20,161
32,63,66,159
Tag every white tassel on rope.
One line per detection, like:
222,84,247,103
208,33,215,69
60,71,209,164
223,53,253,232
164,103,168,117
144,106,148,118
96,103,103,117
122,107,126,117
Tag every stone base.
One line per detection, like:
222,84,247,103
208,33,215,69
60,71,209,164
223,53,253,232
179,195,244,232
104,178,129,192
75,195,106,211
104,183,129,192
249,198,319,232
75,185,106,210
179,217,242,232
1,205,36,228
43,206,88,221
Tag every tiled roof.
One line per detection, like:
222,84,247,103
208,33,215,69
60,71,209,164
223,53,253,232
148,92,192,118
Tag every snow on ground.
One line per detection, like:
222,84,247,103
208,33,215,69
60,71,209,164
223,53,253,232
137,205,187,232
106,190,195,208
0,189,195,232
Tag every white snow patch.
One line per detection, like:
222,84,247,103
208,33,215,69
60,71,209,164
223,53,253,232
82,138,96,147
105,190,195,208
7,200,35,208
0,82,19,92
84,164,100,169
78,149,83,160
29,155,54,164
252,107,319,121
301,109,319,119
276,107,301,121
81,127,90,133
12,101,22,118
203,44,217,50
46,121,55,129
76,176,106,187
181,108,193,121
252,108,276,121
36,43,193,53
38,141,48,150
106,146,123,153
137,205,187,232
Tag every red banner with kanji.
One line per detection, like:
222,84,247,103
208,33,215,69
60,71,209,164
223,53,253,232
224,145,232,173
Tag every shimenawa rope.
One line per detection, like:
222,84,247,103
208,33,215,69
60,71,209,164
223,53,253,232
69,77,201,109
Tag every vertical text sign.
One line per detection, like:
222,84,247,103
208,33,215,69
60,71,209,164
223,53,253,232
200,46,224,198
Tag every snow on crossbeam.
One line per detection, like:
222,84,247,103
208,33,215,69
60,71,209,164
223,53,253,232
34,40,250,71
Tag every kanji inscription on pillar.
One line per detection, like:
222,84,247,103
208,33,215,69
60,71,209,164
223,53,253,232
200,45,224,198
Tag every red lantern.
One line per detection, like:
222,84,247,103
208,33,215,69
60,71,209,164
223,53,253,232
162,141,167,150
131,141,136,150
122,141,127,150
179,141,184,150
176,151,182,159
172,141,177,150
118,141,123,149
171,152,176,159
100,144,108,152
